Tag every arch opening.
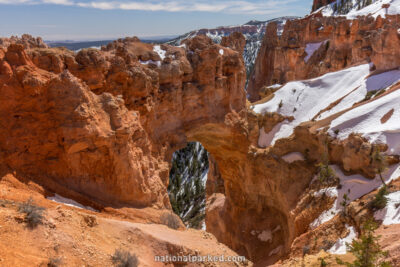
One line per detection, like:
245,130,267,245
168,142,210,229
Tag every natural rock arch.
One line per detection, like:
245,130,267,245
0,34,314,265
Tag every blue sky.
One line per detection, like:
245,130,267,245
0,0,312,41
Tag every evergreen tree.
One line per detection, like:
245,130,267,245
337,219,392,267
371,147,388,185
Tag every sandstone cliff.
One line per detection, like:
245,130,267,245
247,13,400,101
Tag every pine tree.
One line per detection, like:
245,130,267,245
371,147,388,185
337,219,392,267
340,190,351,216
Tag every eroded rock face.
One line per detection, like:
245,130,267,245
0,34,315,265
0,34,47,49
247,14,400,101
0,34,246,211
1,30,396,265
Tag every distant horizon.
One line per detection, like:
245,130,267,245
43,34,179,42
0,1,311,41
41,16,298,42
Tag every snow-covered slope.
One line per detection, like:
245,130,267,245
329,81,400,154
252,64,400,147
167,17,298,82
315,0,400,19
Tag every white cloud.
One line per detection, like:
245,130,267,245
0,0,33,3
42,0,74,5
0,0,304,15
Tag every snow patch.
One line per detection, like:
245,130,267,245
313,187,338,198
318,0,400,19
282,152,305,163
140,60,161,68
328,225,357,254
329,71,400,154
219,49,224,55
252,64,400,147
374,191,400,225
153,45,166,60
310,164,400,228
258,122,288,147
304,41,326,62
47,194,97,212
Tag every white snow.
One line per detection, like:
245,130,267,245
282,152,305,163
318,0,400,19
140,59,161,68
76,46,101,52
219,49,224,55
258,122,288,147
374,190,400,225
313,187,338,198
252,64,400,147
153,45,166,60
329,74,400,154
269,84,282,89
328,224,357,254
253,64,369,146
304,41,326,62
47,194,97,212
310,164,400,228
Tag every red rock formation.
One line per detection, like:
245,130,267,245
0,34,246,210
0,34,48,49
1,29,397,266
0,34,315,265
247,14,400,101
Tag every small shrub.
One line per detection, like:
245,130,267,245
340,190,351,216
316,162,335,184
364,90,378,101
371,147,388,185
321,240,335,251
370,186,388,211
376,89,386,97
111,249,138,267
319,257,328,267
48,257,62,267
18,198,45,228
160,212,181,230
278,100,283,109
334,129,340,135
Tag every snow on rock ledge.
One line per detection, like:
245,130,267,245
282,152,305,163
304,41,326,62
310,164,400,228
48,194,98,212
316,0,400,19
329,75,400,155
252,64,400,148
374,191,400,225
328,224,357,254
